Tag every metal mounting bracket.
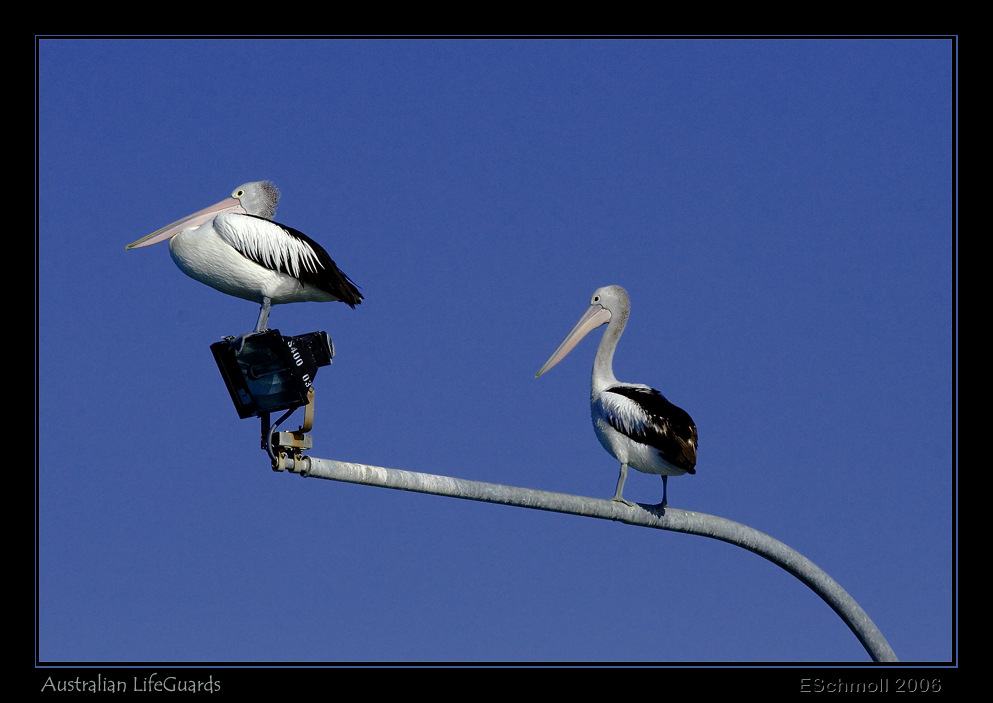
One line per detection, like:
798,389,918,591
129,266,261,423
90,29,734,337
264,387,315,472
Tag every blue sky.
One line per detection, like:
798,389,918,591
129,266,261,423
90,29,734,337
38,38,954,664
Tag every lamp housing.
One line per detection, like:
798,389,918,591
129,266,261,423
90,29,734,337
210,330,334,419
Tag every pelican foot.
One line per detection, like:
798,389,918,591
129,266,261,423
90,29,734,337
230,333,250,353
610,496,638,508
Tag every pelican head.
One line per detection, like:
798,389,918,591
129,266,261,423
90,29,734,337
125,181,280,250
536,285,629,378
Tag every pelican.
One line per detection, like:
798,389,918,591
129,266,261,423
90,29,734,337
126,181,362,331
536,285,697,508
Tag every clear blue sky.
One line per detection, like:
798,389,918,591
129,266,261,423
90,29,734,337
38,38,954,664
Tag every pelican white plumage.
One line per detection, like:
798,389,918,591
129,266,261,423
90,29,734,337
126,181,362,331
536,285,697,508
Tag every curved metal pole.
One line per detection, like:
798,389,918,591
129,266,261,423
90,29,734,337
290,456,897,662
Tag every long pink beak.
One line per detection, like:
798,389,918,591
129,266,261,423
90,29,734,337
126,196,245,249
535,303,612,377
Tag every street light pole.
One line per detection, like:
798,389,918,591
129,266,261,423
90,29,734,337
279,455,898,663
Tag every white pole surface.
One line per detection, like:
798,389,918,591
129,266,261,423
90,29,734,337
291,456,897,663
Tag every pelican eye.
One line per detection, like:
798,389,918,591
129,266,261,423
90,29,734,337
233,189,245,197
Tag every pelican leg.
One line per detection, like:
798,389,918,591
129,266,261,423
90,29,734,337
657,475,669,509
611,463,636,506
255,296,272,332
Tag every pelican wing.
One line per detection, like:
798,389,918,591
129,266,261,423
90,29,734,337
598,385,697,472
214,213,363,307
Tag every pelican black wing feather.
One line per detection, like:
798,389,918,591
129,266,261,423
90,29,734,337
244,214,363,307
604,385,698,473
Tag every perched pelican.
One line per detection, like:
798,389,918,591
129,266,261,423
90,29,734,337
536,285,697,508
126,181,362,331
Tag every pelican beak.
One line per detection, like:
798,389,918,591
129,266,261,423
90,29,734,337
126,196,246,249
536,303,612,377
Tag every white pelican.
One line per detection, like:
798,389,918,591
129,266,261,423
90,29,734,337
536,285,697,508
126,181,362,331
